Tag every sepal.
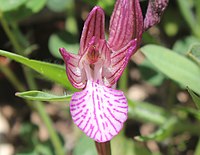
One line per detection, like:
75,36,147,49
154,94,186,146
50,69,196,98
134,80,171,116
59,48,86,89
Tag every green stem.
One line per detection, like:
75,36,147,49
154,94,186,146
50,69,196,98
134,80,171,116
0,13,23,53
177,0,200,38
10,21,30,49
0,64,25,91
0,13,65,155
0,63,35,108
23,67,65,155
35,102,65,154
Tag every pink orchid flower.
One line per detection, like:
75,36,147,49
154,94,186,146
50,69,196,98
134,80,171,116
60,0,168,142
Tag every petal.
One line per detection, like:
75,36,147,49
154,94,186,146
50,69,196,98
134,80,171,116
144,0,169,31
79,6,105,55
59,48,86,89
108,0,143,51
96,39,111,67
70,80,128,142
103,39,137,87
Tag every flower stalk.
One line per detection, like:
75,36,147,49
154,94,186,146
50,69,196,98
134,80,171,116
95,141,111,155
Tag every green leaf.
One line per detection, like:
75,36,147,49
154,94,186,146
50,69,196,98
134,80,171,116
141,45,200,95
0,0,27,12
73,134,97,155
16,90,72,102
173,36,200,55
66,16,78,35
187,87,200,109
25,0,47,13
4,0,47,22
187,43,200,66
47,0,73,12
135,117,177,142
0,50,76,91
48,32,79,58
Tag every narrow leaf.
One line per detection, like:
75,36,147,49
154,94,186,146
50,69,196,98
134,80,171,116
141,45,200,94
16,90,72,102
0,0,26,12
0,50,76,91
187,87,200,109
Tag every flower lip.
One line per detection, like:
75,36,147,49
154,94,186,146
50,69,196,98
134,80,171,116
70,80,128,142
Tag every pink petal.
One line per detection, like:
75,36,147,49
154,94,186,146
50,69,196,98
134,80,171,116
79,6,105,55
70,80,128,142
108,0,143,51
59,48,86,89
103,39,137,87
96,39,111,67
144,0,168,31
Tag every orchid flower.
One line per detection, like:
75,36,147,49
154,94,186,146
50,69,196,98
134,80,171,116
60,0,168,143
